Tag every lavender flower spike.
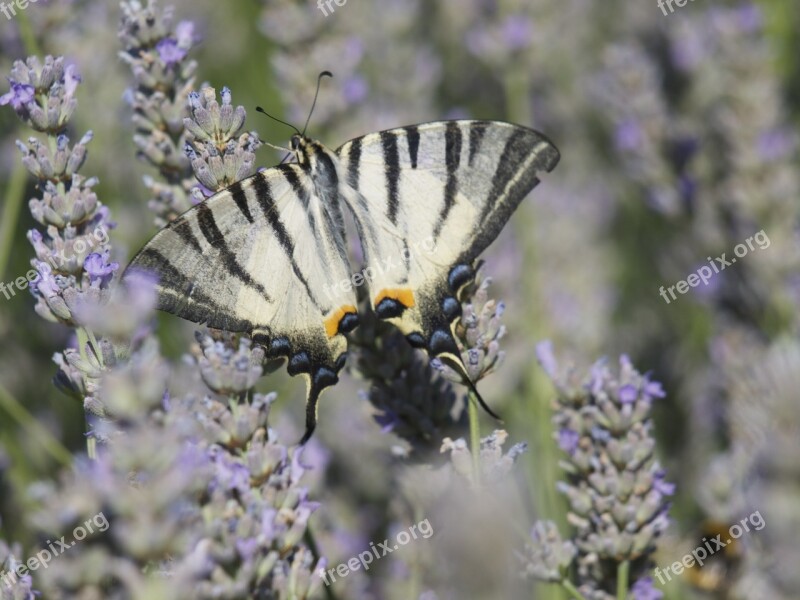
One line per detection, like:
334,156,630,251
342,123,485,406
521,342,673,600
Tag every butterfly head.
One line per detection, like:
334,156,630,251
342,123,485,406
289,134,339,189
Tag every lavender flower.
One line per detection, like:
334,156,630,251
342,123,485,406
119,0,199,224
0,538,38,600
440,429,527,484
0,56,79,133
432,273,506,385
191,331,265,397
525,342,673,599
349,292,465,458
1,55,120,428
518,520,577,583
183,86,261,195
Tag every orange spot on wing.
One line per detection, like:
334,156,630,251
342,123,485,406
324,304,357,337
374,288,416,309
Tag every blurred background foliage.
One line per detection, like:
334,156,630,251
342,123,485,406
0,0,799,598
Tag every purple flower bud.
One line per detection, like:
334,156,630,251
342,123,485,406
642,379,666,400
615,119,643,152
84,250,118,287
343,75,368,104
535,340,558,378
175,20,195,46
155,38,188,66
653,470,676,496
374,409,399,433
221,86,231,106
502,15,532,51
557,428,580,454
32,262,59,297
630,576,663,600
618,384,638,404
63,64,81,96
0,81,35,111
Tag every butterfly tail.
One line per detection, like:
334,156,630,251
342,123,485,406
298,368,339,445
435,345,503,422
298,382,320,445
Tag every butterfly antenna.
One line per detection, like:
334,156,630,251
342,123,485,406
263,140,292,154
301,70,333,136
255,106,300,136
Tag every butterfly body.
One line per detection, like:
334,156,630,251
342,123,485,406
125,120,560,442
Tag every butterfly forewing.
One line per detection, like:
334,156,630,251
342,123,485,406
125,165,358,441
335,120,559,363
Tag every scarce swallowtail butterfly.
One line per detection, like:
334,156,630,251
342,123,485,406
125,114,559,443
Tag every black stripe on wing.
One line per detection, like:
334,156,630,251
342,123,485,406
468,121,489,166
169,217,203,254
346,137,362,189
404,125,420,169
130,247,254,331
380,131,401,225
230,181,255,224
433,121,463,241
196,202,271,301
465,128,559,263
251,171,321,309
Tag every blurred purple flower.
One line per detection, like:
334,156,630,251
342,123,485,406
535,340,558,379
757,129,796,162
374,408,400,434
557,428,580,454
0,80,34,111
155,38,188,66
84,250,118,287
643,378,666,400
630,577,663,600
653,470,676,496
618,384,638,404
343,75,368,104
735,3,762,33
31,262,60,297
175,20,195,46
615,119,643,152
63,63,81,96
502,15,532,51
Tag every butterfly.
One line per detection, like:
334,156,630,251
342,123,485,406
125,118,560,443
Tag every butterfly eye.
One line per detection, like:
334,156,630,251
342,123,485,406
290,135,300,150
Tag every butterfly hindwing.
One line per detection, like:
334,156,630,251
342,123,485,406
125,165,357,441
335,120,559,381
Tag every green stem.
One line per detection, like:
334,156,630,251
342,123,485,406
468,391,481,487
76,327,89,365
617,560,630,600
16,8,41,57
0,163,27,281
561,579,588,600
85,328,104,369
0,383,72,467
